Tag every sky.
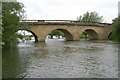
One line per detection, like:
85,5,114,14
17,0,120,23
118,1,120,16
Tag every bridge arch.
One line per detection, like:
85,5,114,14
80,29,99,40
48,28,74,41
108,32,112,39
20,20,111,41
16,29,38,42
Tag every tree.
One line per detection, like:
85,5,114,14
111,16,120,41
2,2,25,45
0,15,2,45
80,31,88,39
0,2,2,45
49,30,64,39
77,11,103,23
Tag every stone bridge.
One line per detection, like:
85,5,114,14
19,20,112,42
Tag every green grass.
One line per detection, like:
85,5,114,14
80,35,88,39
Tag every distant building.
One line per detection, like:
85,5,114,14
118,1,120,16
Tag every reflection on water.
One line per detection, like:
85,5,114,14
2,40,119,78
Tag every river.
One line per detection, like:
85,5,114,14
2,40,119,78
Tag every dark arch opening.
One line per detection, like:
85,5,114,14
46,29,73,41
108,32,112,39
57,29,73,41
16,29,38,42
80,29,99,40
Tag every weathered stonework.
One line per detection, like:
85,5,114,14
19,20,112,42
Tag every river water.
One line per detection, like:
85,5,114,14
2,40,119,78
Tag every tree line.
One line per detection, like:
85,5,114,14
110,16,120,41
2,1,25,45
1,1,120,46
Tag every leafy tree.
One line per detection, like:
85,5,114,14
2,2,25,45
0,2,2,45
80,31,88,39
77,11,103,23
49,30,64,39
111,16,120,41
0,15,2,45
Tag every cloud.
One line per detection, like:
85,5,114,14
17,0,119,23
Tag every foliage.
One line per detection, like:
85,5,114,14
49,30,64,39
2,2,25,45
0,16,2,36
0,15,2,45
17,33,33,41
0,2,2,45
77,11,103,23
80,31,88,39
111,16,120,41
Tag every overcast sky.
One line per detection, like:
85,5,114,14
17,0,119,23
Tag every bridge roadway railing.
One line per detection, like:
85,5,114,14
20,20,73,23
20,20,111,27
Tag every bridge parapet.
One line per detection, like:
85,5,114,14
20,20,73,23
20,20,111,27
